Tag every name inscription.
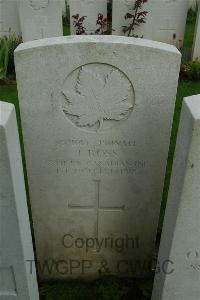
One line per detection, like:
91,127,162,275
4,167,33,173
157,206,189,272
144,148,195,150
46,139,146,176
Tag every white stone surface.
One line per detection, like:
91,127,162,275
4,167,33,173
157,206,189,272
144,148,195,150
15,35,181,280
0,0,21,37
0,102,39,299
61,0,66,13
188,0,197,10
192,4,200,60
152,95,200,300
18,0,63,42
112,0,188,48
69,0,107,34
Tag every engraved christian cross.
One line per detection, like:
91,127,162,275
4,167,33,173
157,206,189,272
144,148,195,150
68,180,125,237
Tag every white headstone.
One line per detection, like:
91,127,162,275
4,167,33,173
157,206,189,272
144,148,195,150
69,0,107,35
0,0,21,37
15,36,181,280
152,95,200,300
61,0,66,14
0,101,39,299
192,4,200,60
112,0,150,38
112,0,188,48
188,0,197,11
18,0,63,42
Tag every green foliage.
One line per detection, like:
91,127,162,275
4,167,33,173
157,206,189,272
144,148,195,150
0,35,22,80
63,2,70,26
187,7,197,24
182,5,197,51
180,61,200,81
7,36,22,75
63,24,70,36
123,0,148,37
39,277,150,300
183,20,196,49
0,37,10,79
62,2,70,35
39,281,94,300
95,277,129,300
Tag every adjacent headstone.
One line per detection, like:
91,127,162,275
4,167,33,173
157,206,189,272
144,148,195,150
15,36,181,280
69,0,107,34
152,95,200,300
0,0,21,37
112,0,188,48
112,0,150,38
188,0,197,11
18,0,63,42
0,102,39,299
61,0,66,14
192,4,200,60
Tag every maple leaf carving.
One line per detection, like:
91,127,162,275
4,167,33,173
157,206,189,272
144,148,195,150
62,66,133,129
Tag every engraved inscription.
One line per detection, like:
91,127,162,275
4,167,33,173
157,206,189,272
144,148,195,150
61,63,134,132
46,138,146,176
50,159,146,176
0,266,17,296
29,0,49,10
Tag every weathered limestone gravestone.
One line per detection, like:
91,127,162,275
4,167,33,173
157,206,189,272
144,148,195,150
112,0,188,48
152,0,188,48
18,0,63,42
192,4,200,60
152,95,200,300
188,0,197,11
15,36,181,280
69,0,107,34
112,0,150,38
61,0,66,14
0,0,21,37
0,102,39,299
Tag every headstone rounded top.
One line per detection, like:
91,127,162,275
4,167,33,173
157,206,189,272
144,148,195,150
15,35,181,55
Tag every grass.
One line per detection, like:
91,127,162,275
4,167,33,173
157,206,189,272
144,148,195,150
39,277,152,300
63,24,70,36
183,21,196,48
180,10,197,63
0,83,18,109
